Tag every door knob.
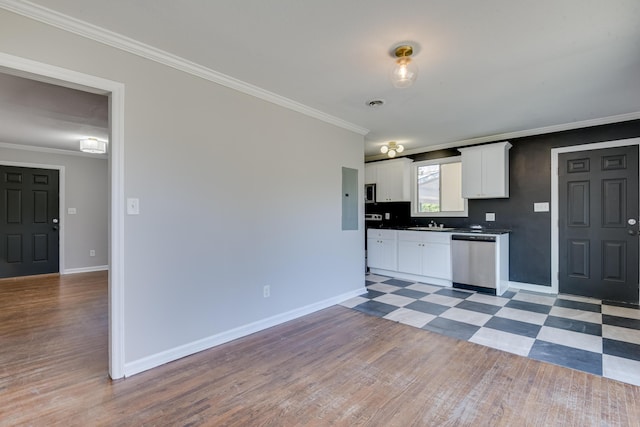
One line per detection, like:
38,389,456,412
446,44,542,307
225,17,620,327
628,218,637,226
52,218,59,224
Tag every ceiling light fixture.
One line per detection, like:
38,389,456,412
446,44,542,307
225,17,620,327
380,141,404,158
80,138,107,154
390,45,418,88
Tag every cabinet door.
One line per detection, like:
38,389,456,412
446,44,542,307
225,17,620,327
375,163,392,201
398,240,422,275
365,164,377,184
422,243,452,280
460,142,510,199
377,161,408,202
481,146,508,198
368,238,397,271
461,149,483,198
367,238,381,268
379,239,397,271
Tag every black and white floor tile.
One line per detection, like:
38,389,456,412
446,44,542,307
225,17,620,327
340,274,640,386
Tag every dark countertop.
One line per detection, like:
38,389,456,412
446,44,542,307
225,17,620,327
449,229,511,235
367,225,511,235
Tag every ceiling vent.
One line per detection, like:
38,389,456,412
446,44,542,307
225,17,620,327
366,99,385,108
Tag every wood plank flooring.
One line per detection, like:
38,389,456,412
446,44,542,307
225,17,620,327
1,272,639,426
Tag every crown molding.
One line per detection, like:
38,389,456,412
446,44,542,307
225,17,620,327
0,141,108,158
0,0,369,136
365,111,640,161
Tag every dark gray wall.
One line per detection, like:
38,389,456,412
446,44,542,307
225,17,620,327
375,119,640,286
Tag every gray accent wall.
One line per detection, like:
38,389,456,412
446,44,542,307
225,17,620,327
0,147,108,271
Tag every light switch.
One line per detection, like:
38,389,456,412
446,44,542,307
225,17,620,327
534,202,549,212
68,207,77,215
485,212,495,221
127,198,140,215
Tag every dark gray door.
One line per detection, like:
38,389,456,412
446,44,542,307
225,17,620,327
559,145,639,303
0,166,60,278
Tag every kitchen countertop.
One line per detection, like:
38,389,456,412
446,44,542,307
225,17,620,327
367,225,511,235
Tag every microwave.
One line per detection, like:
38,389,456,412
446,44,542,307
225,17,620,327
365,183,376,203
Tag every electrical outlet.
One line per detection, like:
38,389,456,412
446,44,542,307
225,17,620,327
89,250,96,257
263,285,270,298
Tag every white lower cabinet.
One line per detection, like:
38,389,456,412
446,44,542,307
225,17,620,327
367,229,397,271
397,231,423,275
423,242,452,280
397,231,452,281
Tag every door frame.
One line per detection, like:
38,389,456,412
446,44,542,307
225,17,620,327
551,137,640,300
0,161,65,274
0,52,125,379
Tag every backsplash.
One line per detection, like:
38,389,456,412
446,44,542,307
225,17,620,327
365,202,410,227
365,201,508,230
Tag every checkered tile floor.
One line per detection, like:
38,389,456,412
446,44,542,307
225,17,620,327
340,274,640,386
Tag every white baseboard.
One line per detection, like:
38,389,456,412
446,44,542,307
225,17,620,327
123,286,367,377
508,281,557,294
63,265,109,274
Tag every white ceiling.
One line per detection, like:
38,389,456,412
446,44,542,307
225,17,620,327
1,0,640,158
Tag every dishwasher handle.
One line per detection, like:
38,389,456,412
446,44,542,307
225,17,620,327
451,234,496,242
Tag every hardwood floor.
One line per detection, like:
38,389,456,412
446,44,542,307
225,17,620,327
1,272,639,426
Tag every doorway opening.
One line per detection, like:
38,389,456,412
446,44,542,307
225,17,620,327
0,52,125,378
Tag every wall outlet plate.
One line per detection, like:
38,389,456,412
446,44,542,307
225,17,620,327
486,212,496,221
534,202,550,212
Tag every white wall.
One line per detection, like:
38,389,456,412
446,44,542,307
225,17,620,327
0,9,365,370
0,146,108,271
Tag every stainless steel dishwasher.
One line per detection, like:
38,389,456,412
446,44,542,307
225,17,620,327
451,234,497,294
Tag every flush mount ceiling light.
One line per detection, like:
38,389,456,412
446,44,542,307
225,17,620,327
380,141,404,158
390,44,418,88
80,138,107,154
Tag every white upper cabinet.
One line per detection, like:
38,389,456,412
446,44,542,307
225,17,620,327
364,163,377,184
365,158,412,202
459,141,512,199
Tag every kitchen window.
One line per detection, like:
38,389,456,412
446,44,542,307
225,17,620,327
411,157,468,217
